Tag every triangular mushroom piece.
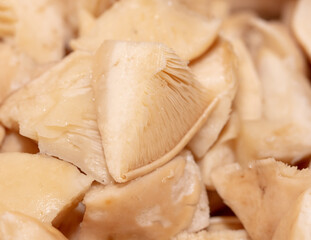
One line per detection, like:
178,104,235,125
237,48,311,165
0,152,92,225
272,188,311,240
93,40,216,182
292,0,311,61
211,158,311,240
71,0,220,60
2,0,67,63
187,39,237,159
79,151,209,240
0,51,111,183
0,212,67,240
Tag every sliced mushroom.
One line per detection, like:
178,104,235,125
71,0,220,60
211,158,311,240
292,0,311,60
198,112,239,190
187,39,237,158
272,188,311,240
172,229,250,240
79,151,209,240
0,211,67,240
0,130,38,154
237,48,311,165
93,40,216,182
0,152,92,225
0,51,111,183
2,0,67,63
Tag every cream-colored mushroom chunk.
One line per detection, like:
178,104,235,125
292,0,311,60
272,188,311,240
0,51,111,183
71,0,220,60
0,152,92,224
93,41,216,182
0,211,67,240
0,130,38,153
1,0,66,63
211,158,311,240
187,39,237,159
172,229,250,240
79,151,209,240
237,48,311,165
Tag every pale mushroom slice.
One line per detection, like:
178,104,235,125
211,158,311,240
0,130,38,153
0,152,92,225
237,48,311,165
2,0,67,63
198,112,239,190
0,211,67,240
0,51,111,183
292,0,311,60
79,151,209,240
172,229,250,240
187,39,237,159
93,41,216,182
71,0,220,60
272,188,311,240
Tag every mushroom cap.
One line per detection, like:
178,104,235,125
0,152,92,224
71,0,220,60
79,151,209,240
0,51,111,183
187,39,237,158
93,40,216,182
212,158,311,240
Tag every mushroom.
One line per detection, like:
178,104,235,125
272,188,311,240
70,0,220,60
0,152,92,225
93,40,216,182
79,151,209,240
0,51,112,183
211,158,311,240
187,39,237,158
237,48,311,165
0,211,67,240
